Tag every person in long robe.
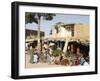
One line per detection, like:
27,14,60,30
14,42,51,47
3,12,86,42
33,54,38,63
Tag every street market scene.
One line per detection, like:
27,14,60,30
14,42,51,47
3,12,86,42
25,12,90,68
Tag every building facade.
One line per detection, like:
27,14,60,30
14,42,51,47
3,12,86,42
51,22,89,41
26,29,45,39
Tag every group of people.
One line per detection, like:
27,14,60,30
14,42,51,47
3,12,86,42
66,39,90,66
26,39,90,66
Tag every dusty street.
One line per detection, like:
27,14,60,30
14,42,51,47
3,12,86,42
25,54,64,68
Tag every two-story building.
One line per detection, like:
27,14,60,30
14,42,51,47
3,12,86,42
51,22,89,41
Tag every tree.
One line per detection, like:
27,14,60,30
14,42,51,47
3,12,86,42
52,48,63,57
25,12,55,53
55,25,59,33
50,29,52,35
54,22,64,33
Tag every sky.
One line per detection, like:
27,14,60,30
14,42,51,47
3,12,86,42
25,14,89,36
